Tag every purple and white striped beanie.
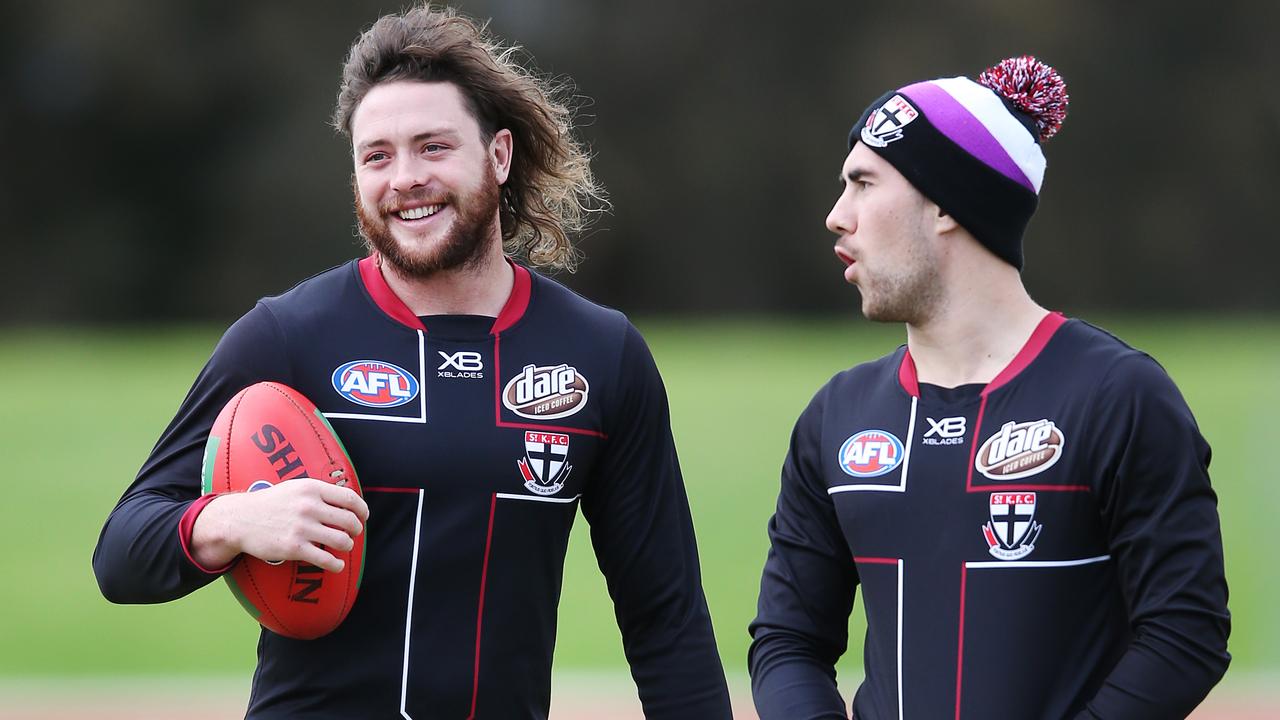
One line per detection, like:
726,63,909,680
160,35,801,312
849,56,1069,269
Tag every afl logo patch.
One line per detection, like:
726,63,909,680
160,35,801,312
838,430,905,477
975,419,1065,480
331,360,420,408
502,364,589,420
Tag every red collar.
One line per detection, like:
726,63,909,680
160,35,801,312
897,312,1067,398
357,255,531,334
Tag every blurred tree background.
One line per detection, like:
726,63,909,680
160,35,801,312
1,0,1276,324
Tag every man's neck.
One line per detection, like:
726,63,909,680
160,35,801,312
904,268,1048,388
378,246,514,318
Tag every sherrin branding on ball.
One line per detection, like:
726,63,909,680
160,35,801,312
202,382,365,640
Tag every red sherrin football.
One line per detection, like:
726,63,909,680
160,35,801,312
202,382,364,640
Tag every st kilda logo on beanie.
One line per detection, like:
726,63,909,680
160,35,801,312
860,94,919,148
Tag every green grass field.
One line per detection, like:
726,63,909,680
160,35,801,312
2,317,1276,687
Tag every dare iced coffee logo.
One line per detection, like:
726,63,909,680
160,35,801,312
502,364,589,420
975,419,1065,480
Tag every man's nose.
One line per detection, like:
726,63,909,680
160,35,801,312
826,195,855,237
390,155,430,193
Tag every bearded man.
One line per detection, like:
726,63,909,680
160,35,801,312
94,6,732,718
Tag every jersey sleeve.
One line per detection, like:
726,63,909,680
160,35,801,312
1076,353,1231,718
748,385,858,720
92,303,291,604
579,322,732,719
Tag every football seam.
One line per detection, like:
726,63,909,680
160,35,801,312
261,382,360,626
219,389,246,494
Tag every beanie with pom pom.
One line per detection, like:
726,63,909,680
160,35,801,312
849,56,1068,269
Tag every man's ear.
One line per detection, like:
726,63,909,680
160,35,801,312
491,128,513,185
932,203,959,235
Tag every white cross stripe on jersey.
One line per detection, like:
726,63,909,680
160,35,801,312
399,488,424,720
854,557,905,720
387,487,583,719
494,493,581,504
965,555,1110,570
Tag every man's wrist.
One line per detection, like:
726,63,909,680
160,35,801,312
182,493,239,573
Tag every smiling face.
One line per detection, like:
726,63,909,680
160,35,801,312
350,81,512,278
826,143,944,324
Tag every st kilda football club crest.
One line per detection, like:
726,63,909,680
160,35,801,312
982,492,1042,560
860,94,919,148
518,431,573,495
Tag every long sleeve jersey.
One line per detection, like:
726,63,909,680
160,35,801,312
749,313,1230,719
94,257,732,719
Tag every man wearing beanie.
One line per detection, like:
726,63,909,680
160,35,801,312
748,57,1230,719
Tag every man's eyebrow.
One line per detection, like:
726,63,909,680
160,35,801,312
355,129,464,153
843,168,873,184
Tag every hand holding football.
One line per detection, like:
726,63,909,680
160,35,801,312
193,478,366,573
197,382,367,639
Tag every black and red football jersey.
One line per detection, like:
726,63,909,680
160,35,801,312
749,313,1230,719
94,257,732,719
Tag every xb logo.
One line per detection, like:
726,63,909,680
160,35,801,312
437,351,484,379
923,416,966,446
437,351,483,371
924,416,966,438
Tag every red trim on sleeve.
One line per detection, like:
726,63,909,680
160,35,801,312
897,348,921,397
358,255,428,331
983,312,1066,397
489,261,531,334
178,494,235,575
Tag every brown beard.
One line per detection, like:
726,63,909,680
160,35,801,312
353,163,502,279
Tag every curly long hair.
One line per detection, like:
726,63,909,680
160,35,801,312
333,4,607,271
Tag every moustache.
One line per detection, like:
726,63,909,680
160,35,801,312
379,189,452,215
